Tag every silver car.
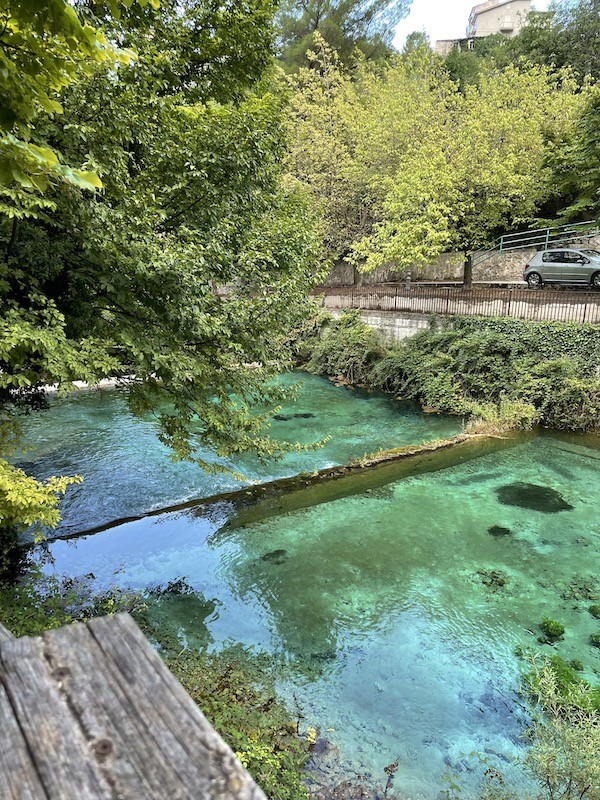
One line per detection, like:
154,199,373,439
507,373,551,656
524,248,600,289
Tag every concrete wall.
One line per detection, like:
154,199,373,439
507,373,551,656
322,235,600,287
331,309,434,343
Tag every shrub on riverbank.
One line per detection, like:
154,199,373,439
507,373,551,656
479,659,600,800
299,311,600,433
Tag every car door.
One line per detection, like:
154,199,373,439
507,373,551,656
561,250,587,283
541,251,566,282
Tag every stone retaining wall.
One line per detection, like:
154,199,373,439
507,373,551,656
322,235,600,286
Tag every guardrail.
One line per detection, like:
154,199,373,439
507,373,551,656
472,221,600,267
314,285,600,324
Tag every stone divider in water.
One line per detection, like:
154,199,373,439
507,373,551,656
54,430,534,543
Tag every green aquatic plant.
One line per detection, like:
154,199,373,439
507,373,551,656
0,569,144,637
539,618,566,643
589,604,600,619
590,633,600,649
477,658,600,800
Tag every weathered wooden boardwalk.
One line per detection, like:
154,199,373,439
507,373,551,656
0,613,266,799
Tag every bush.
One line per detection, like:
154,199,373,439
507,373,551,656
297,312,600,434
480,658,600,800
540,618,566,642
305,310,384,385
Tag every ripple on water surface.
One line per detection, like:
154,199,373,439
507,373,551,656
42,433,600,798
17,372,460,534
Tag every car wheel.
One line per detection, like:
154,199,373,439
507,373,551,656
591,272,600,289
527,272,543,289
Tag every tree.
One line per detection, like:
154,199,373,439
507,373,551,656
275,0,412,71
549,86,600,221
288,40,447,264
350,64,585,284
0,0,145,219
0,0,323,564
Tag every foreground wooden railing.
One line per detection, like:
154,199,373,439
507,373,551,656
314,285,600,324
0,613,265,799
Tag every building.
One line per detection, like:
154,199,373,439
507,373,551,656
467,0,532,38
435,0,532,55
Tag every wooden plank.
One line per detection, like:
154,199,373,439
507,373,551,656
87,614,266,800
0,621,14,641
0,682,48,800
0,635,112,800
43,620,201,799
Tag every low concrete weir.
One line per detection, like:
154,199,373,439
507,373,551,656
51,430,531,543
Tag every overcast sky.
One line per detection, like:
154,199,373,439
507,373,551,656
393,0,550,49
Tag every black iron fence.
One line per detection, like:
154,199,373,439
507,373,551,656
313,285,600,325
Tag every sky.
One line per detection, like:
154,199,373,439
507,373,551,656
393,0,550,49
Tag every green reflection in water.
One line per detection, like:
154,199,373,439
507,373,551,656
16,372,460,535
42,432,600,798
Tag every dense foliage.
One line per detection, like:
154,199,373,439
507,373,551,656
0,1,323,556
275,0,411,70
287,40,591,282
302,311,600,433
165,649,310,800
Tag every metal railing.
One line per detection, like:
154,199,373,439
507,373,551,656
472,221,600,268
314,285,600,325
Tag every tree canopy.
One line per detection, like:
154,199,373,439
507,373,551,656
0,0,323,558
288,42,588,282
275,0,412,70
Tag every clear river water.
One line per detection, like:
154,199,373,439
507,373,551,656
19,374,600,799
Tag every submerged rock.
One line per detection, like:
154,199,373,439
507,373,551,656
487,525,512,537
478,569,508,590
260,549,288,565
496,482,573,513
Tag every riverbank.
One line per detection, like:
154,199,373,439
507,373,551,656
294,310,600,435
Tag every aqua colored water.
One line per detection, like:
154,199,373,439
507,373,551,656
40,433,600,799
16,372,459,535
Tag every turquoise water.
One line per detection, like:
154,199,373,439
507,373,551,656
40,433,600,799
16,372,459,535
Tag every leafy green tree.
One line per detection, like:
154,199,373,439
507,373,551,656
549,86,600,221
0,1,323,561
350,64,585,284
288,41,447,263
0,0,145,219
275,0,412,70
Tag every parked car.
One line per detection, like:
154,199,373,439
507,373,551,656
524,248,600,289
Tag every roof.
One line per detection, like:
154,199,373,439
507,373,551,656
470,0,530,17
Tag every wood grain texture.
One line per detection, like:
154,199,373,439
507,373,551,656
0,621,14,641
0,635,112,800
0,682,48,800
0,614,267,800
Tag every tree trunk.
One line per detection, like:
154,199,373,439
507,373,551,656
463,252,473,287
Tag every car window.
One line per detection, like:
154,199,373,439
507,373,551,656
563,251,583,263
542,251,564,262
582,249,600,258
